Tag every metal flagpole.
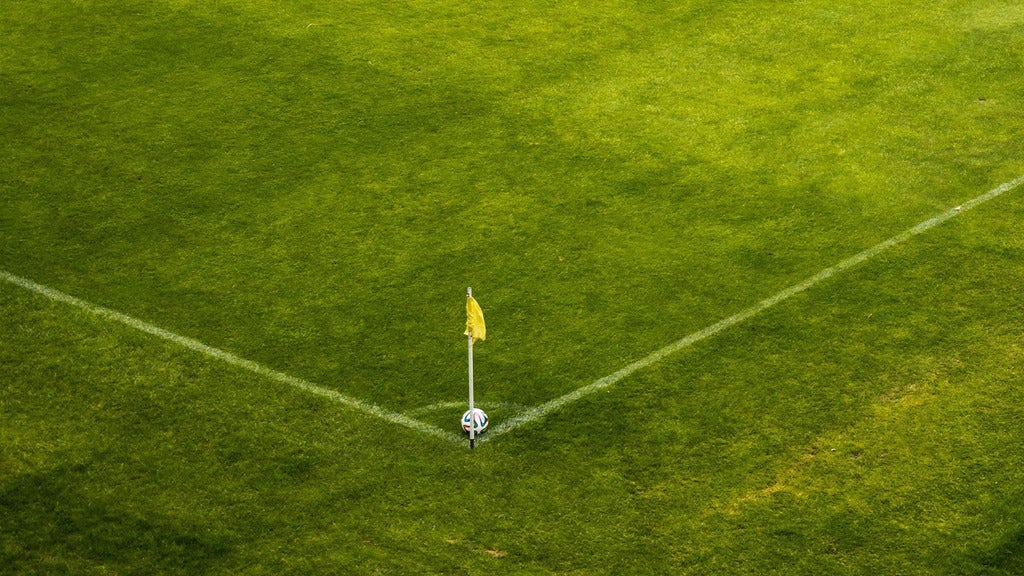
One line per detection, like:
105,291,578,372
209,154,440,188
467,287,476,449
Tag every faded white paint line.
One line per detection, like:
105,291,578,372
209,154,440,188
0,270,462,444
482,174,1024,442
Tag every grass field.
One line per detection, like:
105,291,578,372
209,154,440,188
3,0,1024,573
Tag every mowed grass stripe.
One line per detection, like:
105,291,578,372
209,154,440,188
483,174,1024,442
5,173,1021,448
0,270,462,444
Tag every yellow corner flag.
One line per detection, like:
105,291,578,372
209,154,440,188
465,295,486,343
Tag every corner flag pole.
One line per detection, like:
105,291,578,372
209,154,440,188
467,287,476,449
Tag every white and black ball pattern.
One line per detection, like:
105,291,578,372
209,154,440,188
461,408,488,434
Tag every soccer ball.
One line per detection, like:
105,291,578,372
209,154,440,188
461,408,488,434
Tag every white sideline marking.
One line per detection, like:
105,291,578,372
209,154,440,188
482,174,1024,442
0,271,463,445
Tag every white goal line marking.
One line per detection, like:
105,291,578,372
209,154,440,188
481,174,1024,442
4,175,1022,448
0,271,463,445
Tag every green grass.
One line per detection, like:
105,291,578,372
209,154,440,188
2,0,1024,573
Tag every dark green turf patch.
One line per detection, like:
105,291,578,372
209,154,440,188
1,463,233,575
